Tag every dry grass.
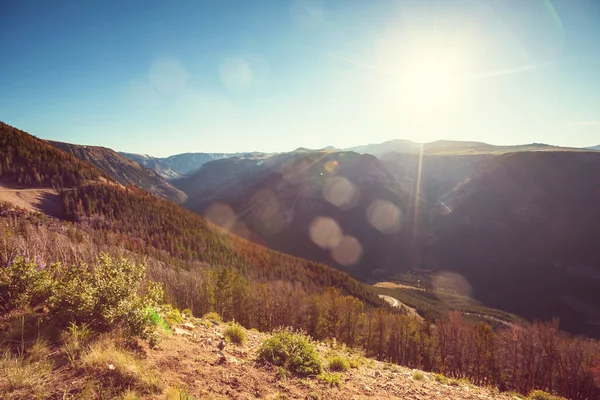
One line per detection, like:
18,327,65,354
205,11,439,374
81,337,162,395
0,348,53,398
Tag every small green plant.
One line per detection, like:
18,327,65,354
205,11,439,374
257,328,322,377
224,322,247,346
413,371,424,380
317,372,342,387
162,306,183,326
164,385,195,400
203,312,222,324
276,366,291,381
327,355,350,372
433,373,448,384
182,309,193,318
528,390,567,400
147,309,170,331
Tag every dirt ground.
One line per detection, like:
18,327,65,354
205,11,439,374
138,319,517,400
0,183,63,217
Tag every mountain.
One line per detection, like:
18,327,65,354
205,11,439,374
120,151,269,179
380,152,493,207
427,151,600,334
347,139,568,157
49,141,186,204
175,151,422,277
586,145,600,151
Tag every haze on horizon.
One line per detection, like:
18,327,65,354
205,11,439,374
1,0,600,157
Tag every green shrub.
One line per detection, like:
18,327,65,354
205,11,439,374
317,372,342,387
146,309,169,331
257,328,322,377
162,306,183,327
182,309,193,318
327,355,350,372
413,371,424,380
0,254,164,342
224,322,246,346
203,312,222,324
528,390,567,400
49,254,164,340
0,257,53,312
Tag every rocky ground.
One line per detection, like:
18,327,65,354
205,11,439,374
142,316,519,400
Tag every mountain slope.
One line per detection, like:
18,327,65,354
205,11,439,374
0,121,109,187
50,141,186,203
428,151,600,335
177,151,422,277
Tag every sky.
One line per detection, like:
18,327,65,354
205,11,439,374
1,0,600,156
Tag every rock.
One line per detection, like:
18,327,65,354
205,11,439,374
182,322,195,330
364,386,372,392
174,327,191,336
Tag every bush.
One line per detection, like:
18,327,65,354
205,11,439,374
0,257,53,312
317,372,342,387
413,371,424,380
203,312,222,324
49,254,164,340
327,355,350,372
0,254,164,342
162,306,183,327
182,309,193,318
257,328,322,377
528,390,567,400
224,322,246,346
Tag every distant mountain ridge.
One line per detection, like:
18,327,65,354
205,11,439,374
125,139,589,178
50,141,187,203
120,151,270,179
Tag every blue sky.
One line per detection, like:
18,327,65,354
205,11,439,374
1,0,600,156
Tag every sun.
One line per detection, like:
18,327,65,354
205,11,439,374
399,49,463,111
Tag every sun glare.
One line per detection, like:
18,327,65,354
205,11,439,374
399,49,463,111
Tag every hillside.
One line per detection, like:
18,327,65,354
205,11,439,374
428,151,600,335
176,151,421,277
0,121,109,188
50,141,186,203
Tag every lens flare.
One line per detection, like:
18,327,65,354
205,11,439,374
366,199,402,233
331,235,362,266
205,203,237,231
309,217,342,249
323,176,359,209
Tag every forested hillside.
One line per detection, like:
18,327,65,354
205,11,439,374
0,121,109,187
49,140,186,203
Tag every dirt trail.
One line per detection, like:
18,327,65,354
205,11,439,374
0,185,63,217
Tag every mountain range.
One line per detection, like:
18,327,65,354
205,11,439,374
3,120,600,337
